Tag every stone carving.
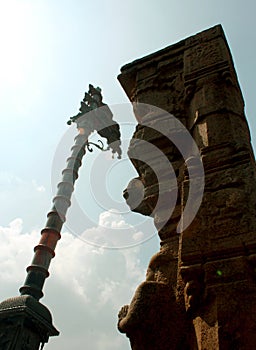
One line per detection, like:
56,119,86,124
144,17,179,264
184,40,225,77
118,24,256,349
180,264,204,314
118,250,190,349
123,177,151,215
185,25,221,47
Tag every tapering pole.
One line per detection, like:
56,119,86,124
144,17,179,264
19,131,90,300
0,84,121,349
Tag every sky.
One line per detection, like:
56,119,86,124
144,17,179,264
0,0,255,349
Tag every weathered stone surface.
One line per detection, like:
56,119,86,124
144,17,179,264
118,247,191,349
118,24,256,349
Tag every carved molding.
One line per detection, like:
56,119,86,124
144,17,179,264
180,264,204,314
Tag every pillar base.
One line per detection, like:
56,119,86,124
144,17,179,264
0,295,59,349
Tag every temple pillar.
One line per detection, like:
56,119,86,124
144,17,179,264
118,24,256,349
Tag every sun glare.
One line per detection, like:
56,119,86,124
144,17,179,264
0,0,34,88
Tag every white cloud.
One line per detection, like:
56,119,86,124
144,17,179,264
79,210,149,249
0,219,38,294
32,179,46,192
0,212,158,350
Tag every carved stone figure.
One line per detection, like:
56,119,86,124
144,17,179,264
118,250,191,349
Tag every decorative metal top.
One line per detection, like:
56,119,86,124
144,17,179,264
67,84,122,159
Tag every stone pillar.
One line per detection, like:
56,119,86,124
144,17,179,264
117,24,256,349
181,25,256,350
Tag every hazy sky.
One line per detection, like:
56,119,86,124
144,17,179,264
0,1,255,349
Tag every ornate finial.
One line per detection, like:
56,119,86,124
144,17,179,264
67,83,103,125
67,84,122,159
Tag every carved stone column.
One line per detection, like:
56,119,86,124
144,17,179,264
181,25,256,349
118,24,256,349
